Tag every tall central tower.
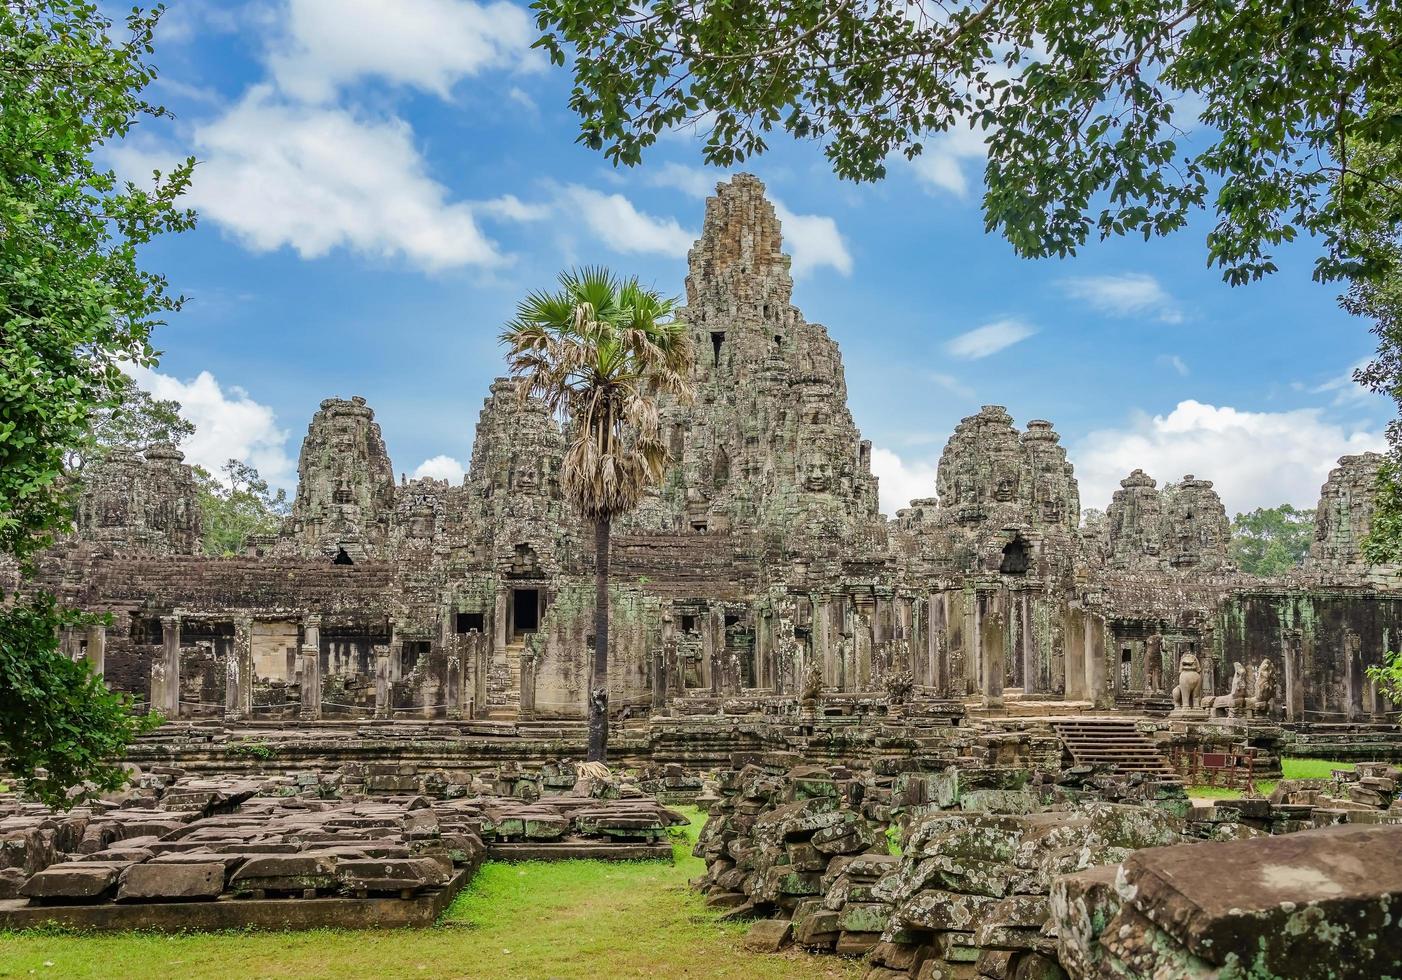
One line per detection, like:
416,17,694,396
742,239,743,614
628,174,882,558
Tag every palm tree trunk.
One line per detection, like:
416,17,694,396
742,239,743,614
588,514,611,762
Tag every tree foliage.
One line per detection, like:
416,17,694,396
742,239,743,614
536,0,1402,287
1230,504,1316,575
66,374,194,474
1,1,192,805
502,267,692,762
0,595,157,807
1363,459,1402,564
195,460,290,557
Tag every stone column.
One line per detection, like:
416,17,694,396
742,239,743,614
1064,607,1086,701
926,595,942,692
472,632,490,718
978,589,1005,709
300,614,322,721
518,650,536,721
1019,591,1038,695
84,622,106,681
227,617,253,720
160,615,182,718
374,644,392,718
1283,629,1304,721
1086,612,1110,708
855,598,874,690
493,588,509,651
961,590,979,695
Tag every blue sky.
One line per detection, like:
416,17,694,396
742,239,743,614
115,0,1393,518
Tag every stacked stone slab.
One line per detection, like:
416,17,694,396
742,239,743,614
0,780,481,911
1051,822,1402,979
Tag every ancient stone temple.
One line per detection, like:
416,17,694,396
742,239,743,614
34,174,1402,726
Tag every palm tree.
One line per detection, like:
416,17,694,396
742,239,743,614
502,267,693,762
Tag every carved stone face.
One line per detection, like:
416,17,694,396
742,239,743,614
802,460,832,492
1179,653,1200,674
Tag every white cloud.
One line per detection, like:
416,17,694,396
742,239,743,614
1158,354,1189,376
1059,273,1184,324
1074,400,1387,514
412,455,467,482
871,447,939,516
123,364,294,489
646,162,716,199
559,185,695,257
909,121,988,197
478,194,552,223
928,371,975,398
116,88,504,272
1308,358,1377,406
945,317,1037,359
268,0,537,103
772,199,853,278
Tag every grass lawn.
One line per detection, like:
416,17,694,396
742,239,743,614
1185,757,1358,800
0,807,860,980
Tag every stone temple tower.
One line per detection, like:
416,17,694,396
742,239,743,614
282,396,396,560
633,173,882,555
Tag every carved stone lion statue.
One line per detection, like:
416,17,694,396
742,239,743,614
800,657,824,702
1172,653,1203,709
1246,659,1280,718
1206,662,1248,718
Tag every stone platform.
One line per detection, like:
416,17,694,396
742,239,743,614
0,771,686,932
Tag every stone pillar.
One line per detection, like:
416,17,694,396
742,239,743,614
160,615,181,718
1086,612,1110,708
300,614,322,721
227,617,253,720
978,588,1005,709
855,599,874,690
473,633,490,717
1019,591,1038,695
84,622,106,680
518,651,536,721
926,594,943,692
1064,607,1086,701
374,645,392,719
1282,629,1303,721
962,590,979,694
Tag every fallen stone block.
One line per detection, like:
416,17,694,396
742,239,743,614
117,862,225,902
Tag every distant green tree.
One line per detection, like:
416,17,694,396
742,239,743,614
1,1,191,806
1230,504,1316,575
195,460,290,557
66,376,195,474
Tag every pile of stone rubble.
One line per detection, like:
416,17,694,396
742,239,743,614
0,766,686,929
694,756,1402,979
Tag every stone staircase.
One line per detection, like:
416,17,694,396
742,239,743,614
484,640,525,720
1049,717,1180,781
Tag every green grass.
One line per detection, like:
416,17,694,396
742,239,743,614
1185,757,1358,800
0,807,860,980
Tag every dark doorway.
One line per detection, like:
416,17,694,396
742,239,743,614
999,536,1031,574
333,547,353,565
513,588,540,633
454,612,484,634
710,331,726,366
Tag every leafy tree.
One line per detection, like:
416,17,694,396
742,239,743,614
66,375,195,474
195,460,290,557
1363,459,1402,564
1,1,192,804
1230,504,1316,575
0,595,153,807
535,1,1402,286
502,268,692,762
1366,647,1402,704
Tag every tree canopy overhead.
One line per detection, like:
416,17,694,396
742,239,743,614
1,1,192,806
535,0,1402,286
